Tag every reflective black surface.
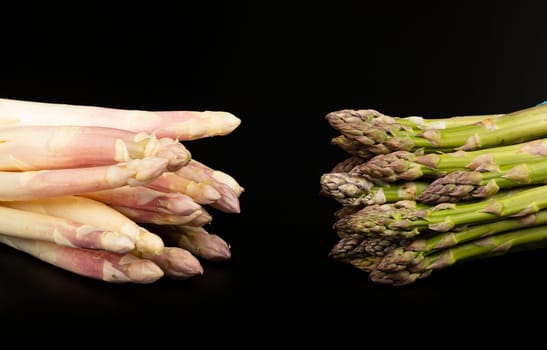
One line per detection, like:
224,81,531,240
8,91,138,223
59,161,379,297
2,3,547,326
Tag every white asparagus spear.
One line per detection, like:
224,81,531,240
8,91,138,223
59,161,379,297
112,206,212,226
0,235,163,283
1,196,164,256
183,159,244,196
162,225,231,261
0,205,134,253
0,125,190,171
148,247,203,279
146,172,221,204
0,158,168,201
0,98,241,140
176,161,241,213
81,186,201,216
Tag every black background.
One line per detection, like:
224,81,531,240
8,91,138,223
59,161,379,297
1,2,547,327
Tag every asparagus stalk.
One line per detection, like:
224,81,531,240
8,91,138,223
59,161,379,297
329,234,410,260
0,205,134,253
0,98,241,140
352,139,547,183
348,256,382,273
320,172,428,206
369,224,547,286
146,247,203,279
180,159,244,196
334,184,547,238
112,205,212,226
147,172,221,204
0,158,168,201
0,235,163,283
377,210,547,272
334,205,364,220
176,164,241,213
327,104,547,153
331,156,367,173
2,196,165,256
82,186,201,216
0,125,190,171
417,159,547,204
331,135,376,159
159,225,231,261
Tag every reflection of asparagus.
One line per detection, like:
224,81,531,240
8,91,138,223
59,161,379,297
334,184,547,238
369,225,547,286
320,172,428,206
327,104,547,153
352,139,547,183
417,159,547,204
377,210,547,272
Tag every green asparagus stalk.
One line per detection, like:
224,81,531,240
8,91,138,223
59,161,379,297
334,205,364,220
369,224,547,286
331,135,376,159
349,256,382,273
329,234,410,260
417,158,547,204
331,156,367,173
320,172,428,206
327,104,547,153
334,184,547,238
352,139,547,182
377,210,547,272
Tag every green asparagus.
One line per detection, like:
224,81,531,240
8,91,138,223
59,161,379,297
369,224,547,286
320,172,428,206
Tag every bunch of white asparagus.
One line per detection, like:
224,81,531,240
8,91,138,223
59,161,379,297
0,98,243,283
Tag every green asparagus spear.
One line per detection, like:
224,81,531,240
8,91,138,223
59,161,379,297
351,138,547,183
377,210,547,272
329,234,410,260
369,224,547,286
334,184,547,238
320,172,428,206
327,104,547,153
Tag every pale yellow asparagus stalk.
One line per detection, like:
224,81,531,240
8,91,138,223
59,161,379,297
176,162,240,213
0,205,134,253
0,235,163,283
162,225,231,261
0,158,168,201
81,186,201,216
149,247,203,279
183,160,244,196
147,172,221,204
112,205,212,226
0,98,241,140
0,125,190,171
2,196,164,256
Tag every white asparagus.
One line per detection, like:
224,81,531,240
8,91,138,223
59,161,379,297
166,225,231,261
112,205,212,226
0,205,134,253
183,159,244,196
176,161,241,213
148,247,203,279
1,196,164,256
0,98,241,140
0,158,168,201
0,125,190,171
146,172,221,204
81,186,201,216
0,235,163,283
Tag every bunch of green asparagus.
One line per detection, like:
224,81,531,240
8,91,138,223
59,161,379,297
0,98,243,283
322,104,547,286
